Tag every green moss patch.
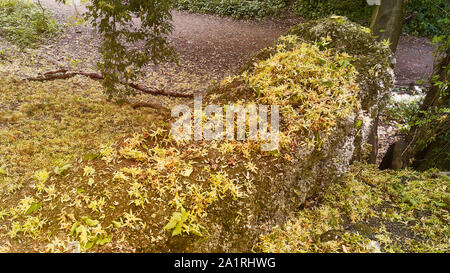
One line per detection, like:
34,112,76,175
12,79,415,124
257,164,450,253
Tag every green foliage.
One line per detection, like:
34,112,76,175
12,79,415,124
293,0,449,37
408,106,450,164
54,163,72,176
403,0,449,37
384,92,424,132
175,0,286,19
405,36,449,169
293,0,374,25
69,218,111,250
164,206,189,236
82,0,176,98
431,35,449,98
0,0,59,47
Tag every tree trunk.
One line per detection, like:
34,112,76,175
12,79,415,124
370,0,404,52
370,0,404,165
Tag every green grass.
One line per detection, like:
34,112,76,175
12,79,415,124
0,0,59,48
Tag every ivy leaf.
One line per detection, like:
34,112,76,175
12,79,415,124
26,202,42,215
96,235,112,246
54,164,72,175
82,216,99,227
84,240,95,250
172,224,182,236
83,153,100,161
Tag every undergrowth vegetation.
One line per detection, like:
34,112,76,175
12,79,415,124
0,0,59,48
402,0,449,37
294,0,449,36
257,164,450,253
384,90,425,132
175,0,287,19
293,0,374,25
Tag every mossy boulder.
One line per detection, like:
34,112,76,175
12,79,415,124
163,16,394,251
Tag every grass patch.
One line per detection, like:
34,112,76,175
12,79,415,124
0,0,59,48
0,72,177,252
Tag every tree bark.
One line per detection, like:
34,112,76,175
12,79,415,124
370,0,404,52
368,115,379,164
369,0,404,164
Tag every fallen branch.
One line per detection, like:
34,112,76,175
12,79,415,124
131,102,169,111
26,70,194,98
44,69,68,76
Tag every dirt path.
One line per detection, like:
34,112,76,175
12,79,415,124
32,0,291,95
34,0,435,94
29,0,436,98
395,35,435,86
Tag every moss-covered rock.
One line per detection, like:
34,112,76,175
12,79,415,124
257,164,450,253
242,16,395,160
177,16,395,251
